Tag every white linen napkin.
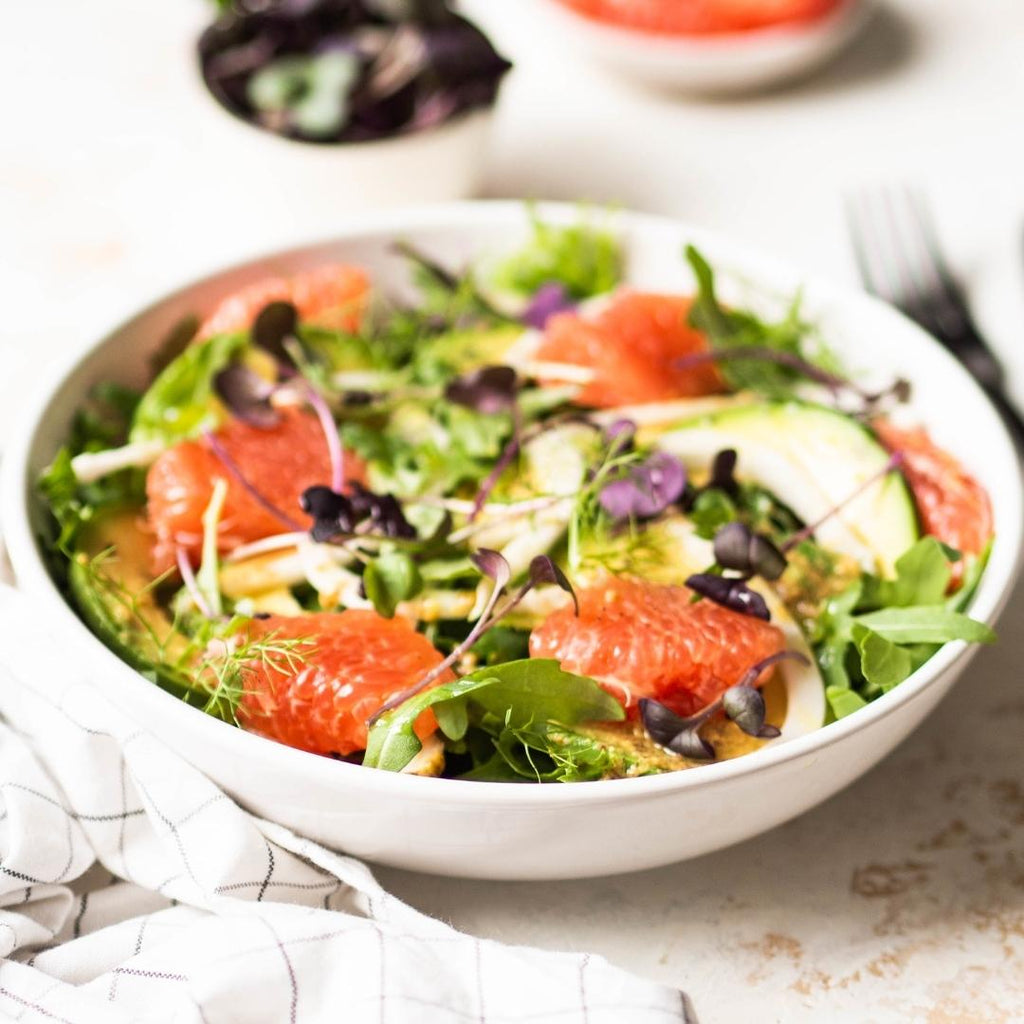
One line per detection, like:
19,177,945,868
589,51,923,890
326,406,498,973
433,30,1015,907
0,583,694,1024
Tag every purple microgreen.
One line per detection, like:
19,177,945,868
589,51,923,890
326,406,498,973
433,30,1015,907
445,365,519,415
675,348,912,408
641,647,800,757
781,451,905,553
603,418,636,455
300,485,355,543
469,435,520,522
736,648,810,689
686,573,771,621
300,482,415,544
367,492,417,539
175,545,213,619
638,699,717,760
252,301,299,366
713,522,788,582
709,448,739,495
203,429,303,531
214,363,280,428
302,381,347,492
598,451,687,521
668,728,718,760
199,5,511,146
371,549,581,723
370,550,511,721
522,282,575,329
528,555,579,615
469,547,512,591
721,685,769,737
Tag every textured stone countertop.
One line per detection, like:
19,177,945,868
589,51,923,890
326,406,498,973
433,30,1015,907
2,1,1023,1020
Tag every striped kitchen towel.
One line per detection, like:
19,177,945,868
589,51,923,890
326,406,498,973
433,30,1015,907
0,584,695,1024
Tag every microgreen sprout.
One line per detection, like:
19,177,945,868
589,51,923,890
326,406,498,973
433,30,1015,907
300,482,416,544
639,649,806,759
251,300,300,367
685,573,771,621
598,451,686,522
369,550,578,722
603,418,636,454
686,448,907,619
214,363,280,427
713,521,787,581
444,365,519,415
522,282,575,329
675,348,911,410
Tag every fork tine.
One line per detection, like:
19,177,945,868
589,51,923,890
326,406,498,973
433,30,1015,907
845,191,897,305
846,188,927,325
903,188,963,302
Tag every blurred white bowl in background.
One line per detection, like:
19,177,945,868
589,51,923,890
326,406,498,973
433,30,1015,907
194,100,495,210
534,0,873,93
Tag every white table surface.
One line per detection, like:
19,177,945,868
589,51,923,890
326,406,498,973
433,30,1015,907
3,2,1024,1021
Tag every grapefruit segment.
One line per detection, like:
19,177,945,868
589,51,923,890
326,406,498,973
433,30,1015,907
197,264,370,339
556,0,842,35
146,408,365,571
873,418,993,566
529,575,786,717
536,292,724,408
239,611,452,757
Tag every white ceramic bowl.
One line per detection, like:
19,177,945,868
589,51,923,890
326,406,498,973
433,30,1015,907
534,0,873,93
2,202,1020,880
193,93,496,209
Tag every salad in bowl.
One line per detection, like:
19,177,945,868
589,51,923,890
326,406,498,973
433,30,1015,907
37,210,997,788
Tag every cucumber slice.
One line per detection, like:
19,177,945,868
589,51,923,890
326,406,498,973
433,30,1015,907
653,401,919,576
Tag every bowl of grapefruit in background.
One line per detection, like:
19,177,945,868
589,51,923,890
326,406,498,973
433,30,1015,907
536,0,873,92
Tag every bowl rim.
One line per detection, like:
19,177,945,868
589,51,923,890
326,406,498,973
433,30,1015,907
3,199,1021,809
535,0,869,52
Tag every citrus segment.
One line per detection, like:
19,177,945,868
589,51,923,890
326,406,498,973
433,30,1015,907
873,419,993,565
239,611,452,757
197,264,370,339
529,575,785,717
146,408,365,570
556,0,842,35
536,292,724,407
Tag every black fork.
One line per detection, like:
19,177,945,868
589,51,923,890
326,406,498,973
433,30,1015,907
845,186,1024,440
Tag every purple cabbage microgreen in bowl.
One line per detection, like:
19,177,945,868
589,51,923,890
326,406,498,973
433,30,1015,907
199,0,512,144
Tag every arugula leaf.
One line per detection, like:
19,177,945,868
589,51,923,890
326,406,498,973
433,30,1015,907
363,659,624,773
130,332,245,444
853,606,996,645
858,537,951,609
685,245,836,400
491,208,623,300
364,675,494,772
825,684,867,720
363,551,423,618
852,624,913,690
812,537,994,721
